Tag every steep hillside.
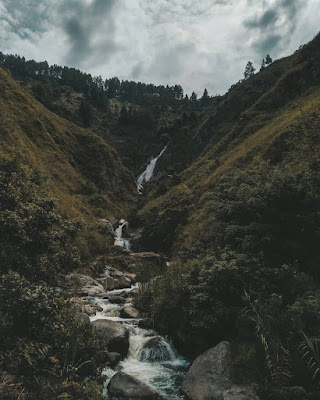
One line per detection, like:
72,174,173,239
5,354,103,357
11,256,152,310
0,68,136,219
139,33,320,255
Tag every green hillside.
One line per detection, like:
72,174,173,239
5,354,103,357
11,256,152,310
0,68,136,219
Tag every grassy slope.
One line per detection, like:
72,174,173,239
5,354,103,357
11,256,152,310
0,68,136,219
139,33,320,253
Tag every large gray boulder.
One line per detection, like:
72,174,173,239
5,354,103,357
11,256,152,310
108,371,158,399
223,385,259,400
65,273,105,296
120,306,141,319
181,342,259,400
98,266,133,290
92,319,129,357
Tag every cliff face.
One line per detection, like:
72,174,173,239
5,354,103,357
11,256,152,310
0,68,137,219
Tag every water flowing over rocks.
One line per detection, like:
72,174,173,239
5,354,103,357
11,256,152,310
181,341,259,400
108,371,159,399
137,146,167,193
92,319,129,358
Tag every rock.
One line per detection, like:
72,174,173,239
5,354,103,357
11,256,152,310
140,336,175,362
106,352,122,368
92,319,129,357
181,342,259,400
65,273,105,296
181,341,233,400
108,371,158,399
85,304,103,316
76,312,90,325
223,385,259,400
120,306,141,319
98,267,133,290
68,297,85,313
108,295,126,304
138,319,153,329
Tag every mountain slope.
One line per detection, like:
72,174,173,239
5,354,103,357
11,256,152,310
0,68,136,219
139,33,320,256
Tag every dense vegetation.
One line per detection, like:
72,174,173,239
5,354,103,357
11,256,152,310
0,160,117,399
0,52,216,110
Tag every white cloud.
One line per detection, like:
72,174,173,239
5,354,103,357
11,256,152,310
0,0,319,95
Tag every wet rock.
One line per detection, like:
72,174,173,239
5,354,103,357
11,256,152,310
108,371,158,399
140,336,174,362
92,319,129,357
85,304,103,316
108,295,126,304
138,319,153,329
65,273,105,296
98,267,133,290
106,352,122,368
120,306,141,319
181,341,259,400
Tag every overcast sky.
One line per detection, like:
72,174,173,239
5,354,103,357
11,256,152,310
1,0,319,95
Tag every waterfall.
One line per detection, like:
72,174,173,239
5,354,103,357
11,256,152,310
114,220,130,250
137,146,167,192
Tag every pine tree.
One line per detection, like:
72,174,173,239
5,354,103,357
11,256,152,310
265,54,273,65
190,92,198,101
244,61,255,79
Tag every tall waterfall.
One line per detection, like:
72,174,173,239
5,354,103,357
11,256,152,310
137,146,167,192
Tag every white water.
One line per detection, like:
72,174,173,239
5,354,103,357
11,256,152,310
137,146,167,192
87,283,188,399
114,221,131,250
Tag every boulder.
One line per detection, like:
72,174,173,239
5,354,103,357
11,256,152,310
181,342,259,400
107,371,158,399
106,352,122,368
65,273,105,296
120,306,141,319
108,295,126,304
85,304,103,316
140,336,174,362
76,312,90,325
92,319,129,357
223,385,259,400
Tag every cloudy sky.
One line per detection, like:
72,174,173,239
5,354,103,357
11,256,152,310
0,0,319,95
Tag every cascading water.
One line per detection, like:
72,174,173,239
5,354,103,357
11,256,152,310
137,146,167,192
114,220,130,250
88,283,188,398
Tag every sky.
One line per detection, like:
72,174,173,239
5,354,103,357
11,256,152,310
0,0,319,96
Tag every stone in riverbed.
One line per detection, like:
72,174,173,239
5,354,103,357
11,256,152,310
92,319,129,358
181,341,259,400
120,306,141,319
107,371,158,399
108,295,126,304
76,312,90,325
65,273,105,296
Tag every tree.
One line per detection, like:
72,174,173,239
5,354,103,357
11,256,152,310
260,59,266,70
244,61,255,79
190,92,198,102
79,99,93,127
265,54,272,65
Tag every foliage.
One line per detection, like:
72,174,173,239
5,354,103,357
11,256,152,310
0,272,107,399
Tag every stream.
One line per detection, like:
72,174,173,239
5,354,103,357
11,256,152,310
89,148,188,398
87,284,188,398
